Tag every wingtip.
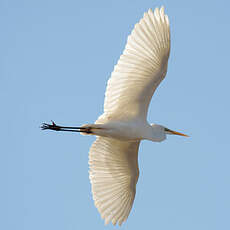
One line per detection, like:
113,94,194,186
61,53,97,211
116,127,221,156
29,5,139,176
160,6,165,15
148,8,153,14
104,218,109,226
154,7,160,20
147,6,167,19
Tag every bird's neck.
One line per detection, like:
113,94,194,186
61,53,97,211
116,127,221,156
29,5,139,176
147,124,166,142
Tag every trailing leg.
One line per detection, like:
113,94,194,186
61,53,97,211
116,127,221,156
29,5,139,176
41,120,92,134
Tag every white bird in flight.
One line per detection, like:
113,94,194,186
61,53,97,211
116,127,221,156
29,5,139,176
41,6,188,226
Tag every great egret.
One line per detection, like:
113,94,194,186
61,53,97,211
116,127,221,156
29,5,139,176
41,6,188,226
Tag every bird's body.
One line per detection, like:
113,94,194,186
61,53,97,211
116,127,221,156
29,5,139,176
41,6,188,226
81,121,166,142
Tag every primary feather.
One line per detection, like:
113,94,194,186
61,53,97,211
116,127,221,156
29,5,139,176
97,6,170,123
89,137,140,226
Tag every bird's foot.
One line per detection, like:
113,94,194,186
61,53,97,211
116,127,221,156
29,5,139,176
41,120,61,131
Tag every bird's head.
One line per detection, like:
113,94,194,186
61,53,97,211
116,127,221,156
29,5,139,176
150,124,189,142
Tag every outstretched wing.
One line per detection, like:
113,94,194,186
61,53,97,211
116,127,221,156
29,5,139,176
89,137,140,226
99,7,170,122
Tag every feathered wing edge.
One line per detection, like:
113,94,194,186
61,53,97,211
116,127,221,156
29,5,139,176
98,6,170,122
89,137,140,226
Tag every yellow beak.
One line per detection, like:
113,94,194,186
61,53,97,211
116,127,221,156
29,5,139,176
165,128,189,137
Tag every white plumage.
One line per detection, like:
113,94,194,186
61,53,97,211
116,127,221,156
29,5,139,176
89,6,170,225
41,6,188,226
98,6,170,122
89,137,140,225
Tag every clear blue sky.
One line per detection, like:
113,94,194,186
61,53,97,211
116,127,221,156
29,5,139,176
2,0,230,229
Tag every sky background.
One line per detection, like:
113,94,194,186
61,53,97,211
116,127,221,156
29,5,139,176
2,0,230,229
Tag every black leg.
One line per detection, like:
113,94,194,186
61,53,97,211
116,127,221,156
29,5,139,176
40,121,89,133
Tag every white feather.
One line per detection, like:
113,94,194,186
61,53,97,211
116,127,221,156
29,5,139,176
89,137,140,226
89,6,171,226
97,7,170,123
